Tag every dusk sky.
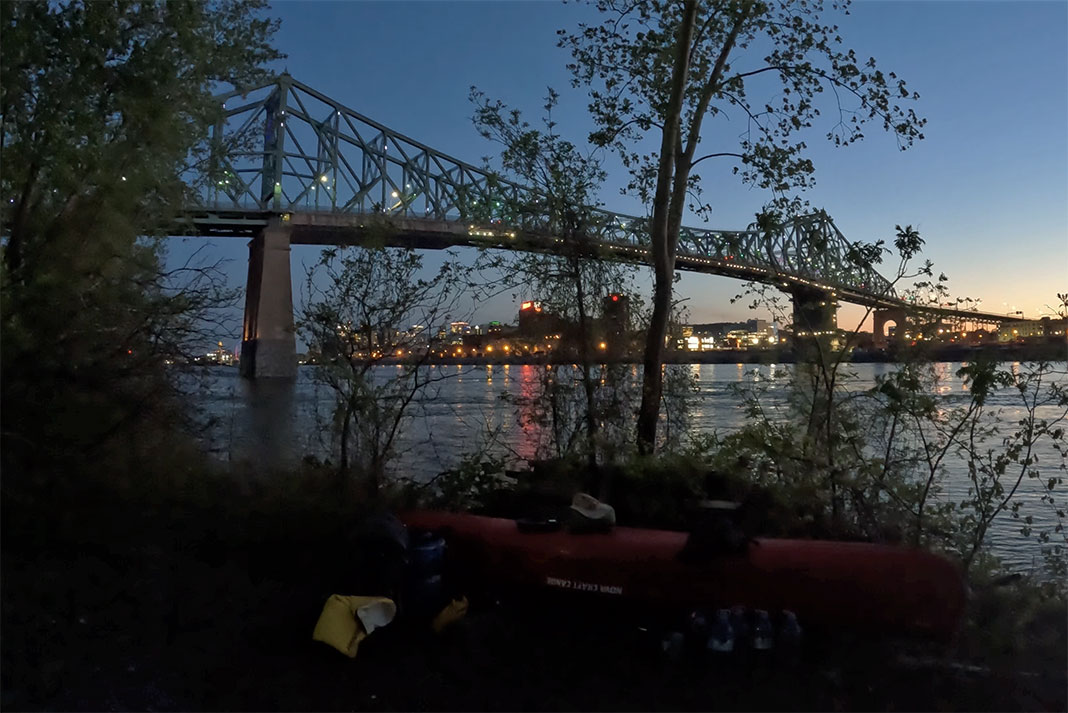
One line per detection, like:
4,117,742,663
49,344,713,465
175,1,1068,344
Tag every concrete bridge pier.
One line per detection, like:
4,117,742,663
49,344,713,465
873,307,908,348
240,218,297,379
790,286,839,350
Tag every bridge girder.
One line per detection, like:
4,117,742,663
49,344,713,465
193,76,1026,326
202,76,896,300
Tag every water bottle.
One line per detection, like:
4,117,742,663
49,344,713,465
706,609,735,653
661,630,686,660
686,609,711,653
777,610,802,665
751,609,774,650
729,605,750,648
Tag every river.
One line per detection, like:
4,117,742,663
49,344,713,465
190,361,1067,572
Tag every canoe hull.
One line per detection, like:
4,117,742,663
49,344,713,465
400,509,967,640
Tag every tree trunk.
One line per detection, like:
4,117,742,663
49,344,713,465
571,254,599,471
636,270,674,453
635,0,698,455
339,399,354,482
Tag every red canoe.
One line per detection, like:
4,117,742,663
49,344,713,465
400,509,967,640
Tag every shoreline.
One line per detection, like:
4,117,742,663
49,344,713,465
294,342,1067,367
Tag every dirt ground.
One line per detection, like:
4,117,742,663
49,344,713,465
2,497,1065,712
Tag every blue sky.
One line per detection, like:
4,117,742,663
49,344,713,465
175,0,1067,345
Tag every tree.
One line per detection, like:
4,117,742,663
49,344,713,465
1,1,282,477
560,0,926,453
300,240,471,493
470,88,643,476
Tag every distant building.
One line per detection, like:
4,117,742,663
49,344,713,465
601,294,631,358
998,317,1068,343
200,341,235,366
518,300,564,339
603,294,630,336
678,320,780,350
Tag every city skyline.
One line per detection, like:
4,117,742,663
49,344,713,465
167,1,1068,342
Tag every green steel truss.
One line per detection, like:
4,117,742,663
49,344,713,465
203,75,895,300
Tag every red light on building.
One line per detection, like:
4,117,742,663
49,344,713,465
611,294,619,302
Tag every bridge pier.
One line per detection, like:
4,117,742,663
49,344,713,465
240,219,296,379
790,287,839,351
873,307,907,348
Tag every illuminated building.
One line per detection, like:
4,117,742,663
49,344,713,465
602,294,630,338
998,317,1068,343
518,300,562,338
677,320,779,351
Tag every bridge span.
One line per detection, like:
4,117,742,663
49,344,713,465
179,75,1022,377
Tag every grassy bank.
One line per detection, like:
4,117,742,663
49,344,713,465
2,462,1065,711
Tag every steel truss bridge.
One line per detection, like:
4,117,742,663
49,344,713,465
182,75,1016,331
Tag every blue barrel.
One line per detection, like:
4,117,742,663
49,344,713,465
409,532,446,574
405,532,447,617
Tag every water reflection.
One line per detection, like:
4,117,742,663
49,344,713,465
232,377,297,470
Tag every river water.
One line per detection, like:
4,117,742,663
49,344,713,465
191,361,1067,572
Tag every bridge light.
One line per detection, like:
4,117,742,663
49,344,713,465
320,174,329,184
391,191,398,198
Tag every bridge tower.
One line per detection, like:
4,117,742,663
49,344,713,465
238,77,297,378
240,218,296,378
790,286,839,350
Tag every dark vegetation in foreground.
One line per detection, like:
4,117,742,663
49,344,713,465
3,457,1065,712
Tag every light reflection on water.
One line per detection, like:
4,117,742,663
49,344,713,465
194,361,1066,571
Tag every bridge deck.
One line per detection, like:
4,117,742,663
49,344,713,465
176,207,1015,323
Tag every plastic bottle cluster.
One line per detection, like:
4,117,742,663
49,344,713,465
661,607,802,660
